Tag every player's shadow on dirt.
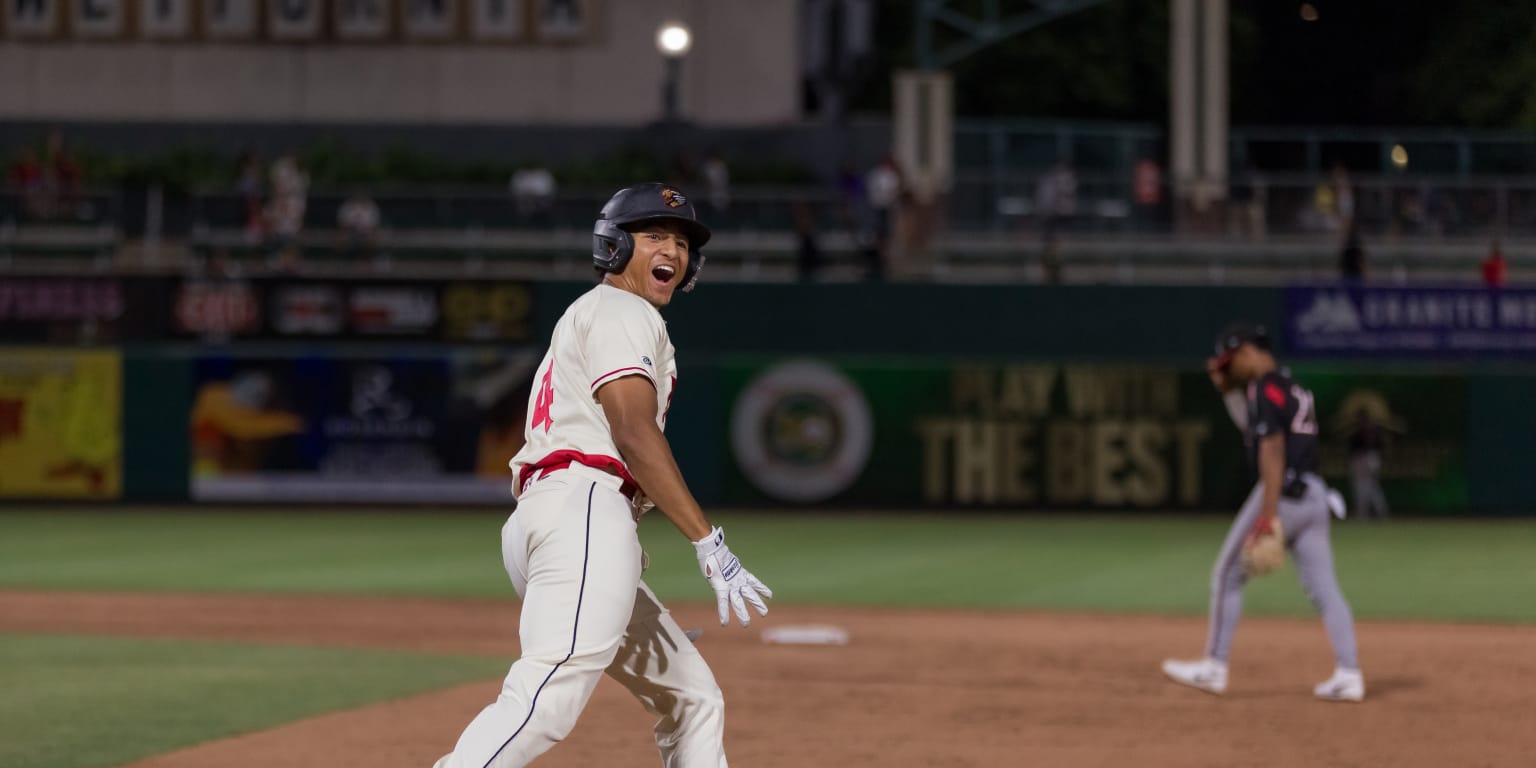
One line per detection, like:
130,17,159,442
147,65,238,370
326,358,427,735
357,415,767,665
1232,676,1422,701
1363,676,1423,698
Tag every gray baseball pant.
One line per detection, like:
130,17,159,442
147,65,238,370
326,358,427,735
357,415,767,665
1204,474,1359,669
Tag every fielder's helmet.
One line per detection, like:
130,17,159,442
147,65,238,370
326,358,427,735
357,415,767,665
1212,321,1270,368
592,183,712,292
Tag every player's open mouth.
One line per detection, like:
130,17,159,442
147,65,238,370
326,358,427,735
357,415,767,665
651,264,677,283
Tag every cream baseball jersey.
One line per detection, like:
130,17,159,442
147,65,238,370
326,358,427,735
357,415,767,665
509,283,677,497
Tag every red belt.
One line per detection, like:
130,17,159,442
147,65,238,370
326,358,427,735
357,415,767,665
519,451,640,501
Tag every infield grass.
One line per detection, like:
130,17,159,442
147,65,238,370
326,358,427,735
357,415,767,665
2,509,1533,623
0,633,503,768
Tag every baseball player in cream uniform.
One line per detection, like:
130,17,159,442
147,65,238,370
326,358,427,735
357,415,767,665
434,183,773,768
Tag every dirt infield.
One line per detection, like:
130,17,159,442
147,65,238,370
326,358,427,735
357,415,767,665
4,591,1533,768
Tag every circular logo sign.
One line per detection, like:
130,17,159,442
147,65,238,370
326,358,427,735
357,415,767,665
730,360,873,503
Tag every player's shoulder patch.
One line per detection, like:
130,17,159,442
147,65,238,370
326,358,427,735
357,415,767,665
1262,380,1287,408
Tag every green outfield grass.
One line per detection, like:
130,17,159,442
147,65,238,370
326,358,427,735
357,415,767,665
2,509,1534,623
2,509,1532,768
0,633,503,768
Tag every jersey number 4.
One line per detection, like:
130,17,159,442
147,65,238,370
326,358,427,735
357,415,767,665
1290,386,1318,435
531,365,554,433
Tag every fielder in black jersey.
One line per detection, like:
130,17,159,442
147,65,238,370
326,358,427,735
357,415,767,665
1243,368,1318,490
1161,323,1365,702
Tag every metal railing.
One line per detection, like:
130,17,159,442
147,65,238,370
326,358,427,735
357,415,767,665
174,172,1536,241
0,188,122,267
5,177,1536,286
947,171,1536,240
956,119,1536,178
0,187,123,229
187,185,846,236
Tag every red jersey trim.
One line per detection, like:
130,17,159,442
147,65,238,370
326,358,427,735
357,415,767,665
590,366,653,391
518,450,640,500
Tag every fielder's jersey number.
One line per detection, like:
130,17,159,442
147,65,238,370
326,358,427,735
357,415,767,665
1290,386,1318,436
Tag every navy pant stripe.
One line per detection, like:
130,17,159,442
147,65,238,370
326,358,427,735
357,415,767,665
481,482,596,768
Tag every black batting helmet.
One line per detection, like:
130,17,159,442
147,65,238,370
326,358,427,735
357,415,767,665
1212,321,1271,368
592,183,712,292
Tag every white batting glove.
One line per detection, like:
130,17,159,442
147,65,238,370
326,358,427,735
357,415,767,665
693,526,772,627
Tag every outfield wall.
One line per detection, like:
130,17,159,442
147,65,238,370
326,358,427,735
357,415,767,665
2,276,1531,513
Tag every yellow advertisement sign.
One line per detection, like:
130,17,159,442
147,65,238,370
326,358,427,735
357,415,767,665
0,349,122,498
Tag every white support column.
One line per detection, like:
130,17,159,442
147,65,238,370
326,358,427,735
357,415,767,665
1199,0,1228,205
893,68,953,278
893,69,954,202
1169,0,1198,211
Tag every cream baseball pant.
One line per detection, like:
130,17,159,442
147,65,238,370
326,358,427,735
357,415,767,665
440,464,729,768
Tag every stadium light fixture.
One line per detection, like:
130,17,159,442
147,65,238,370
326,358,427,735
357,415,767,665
657,22,692,58
656,21,692,124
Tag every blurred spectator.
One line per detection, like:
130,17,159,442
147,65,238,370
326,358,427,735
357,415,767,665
269,151,307,206
837,161,867,230
1227,162,1267,240
236,151,265,240
1423,185,1458,236
1346,410,1390,521
835,162,878,279
266,151,309,271
7,149,45,218
1035,160,1077,284
1303,180,1335,232
510,166,557,224
1340,225,1366,281
44,130,83,220
1482,239,1508,288
1331,162,1355,234
865,155,903,280
1393,187,1424,236
700,149,730,213
1132,157,1162,229
1302,164,1353,235
793,201,821,282
338,191,383,265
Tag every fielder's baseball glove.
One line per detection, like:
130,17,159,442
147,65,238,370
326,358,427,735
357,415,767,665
1241,516,1286,577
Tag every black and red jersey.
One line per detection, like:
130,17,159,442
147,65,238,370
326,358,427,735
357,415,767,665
1244,370,1320,487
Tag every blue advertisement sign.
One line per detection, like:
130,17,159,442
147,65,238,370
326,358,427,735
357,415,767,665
188,350,539,503
1285,284,1536,356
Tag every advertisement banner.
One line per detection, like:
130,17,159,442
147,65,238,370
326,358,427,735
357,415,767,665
188,350,540,502
0,277,131,343
0,349,122,498
723,359,1468,513
166,277,533,343
174,278,265,339
1286,284,1536,357
440,281,535,342
725,359,1248,510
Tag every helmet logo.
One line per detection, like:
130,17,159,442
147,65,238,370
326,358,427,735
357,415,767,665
661,188,687,208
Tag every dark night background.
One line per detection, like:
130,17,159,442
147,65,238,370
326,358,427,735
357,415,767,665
852,1,1534,129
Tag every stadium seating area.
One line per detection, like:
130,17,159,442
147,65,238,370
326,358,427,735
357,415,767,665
7,120,1536,285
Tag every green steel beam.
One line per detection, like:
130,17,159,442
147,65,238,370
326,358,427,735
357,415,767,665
917,0,1113,70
